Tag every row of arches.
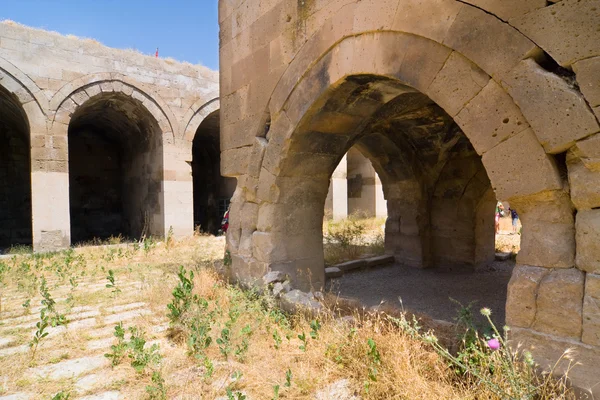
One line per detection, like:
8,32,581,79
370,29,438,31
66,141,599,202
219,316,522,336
0,73,230,251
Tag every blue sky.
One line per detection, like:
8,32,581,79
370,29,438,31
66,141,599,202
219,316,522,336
0,0,220,70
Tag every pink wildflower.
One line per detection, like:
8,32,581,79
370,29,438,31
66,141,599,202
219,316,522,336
487,338,500,351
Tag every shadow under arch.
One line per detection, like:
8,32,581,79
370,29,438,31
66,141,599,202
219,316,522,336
67,91,165,243
0,84,32,250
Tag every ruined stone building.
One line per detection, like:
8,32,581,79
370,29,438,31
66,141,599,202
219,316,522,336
0,21,234,252
218,0,600,394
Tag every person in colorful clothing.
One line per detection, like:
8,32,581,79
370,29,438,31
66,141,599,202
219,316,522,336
495,202,504,234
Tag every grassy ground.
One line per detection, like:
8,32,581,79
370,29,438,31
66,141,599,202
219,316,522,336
0,234,569,400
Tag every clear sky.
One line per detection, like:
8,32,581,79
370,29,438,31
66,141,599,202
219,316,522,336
0,0,220,70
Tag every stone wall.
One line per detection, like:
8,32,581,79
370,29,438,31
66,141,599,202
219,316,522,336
219,0,600,394
0,21,221,250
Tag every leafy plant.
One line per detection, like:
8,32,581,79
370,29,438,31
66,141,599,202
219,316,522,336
29,310,49,360
145,370,167,400
272,384,280,400
128,327,162,373
39,276,67,327
105,269,121,295
167,266,196,325
272,328,282,350
217,328,231,359
309,319,321,340
104,322,128,366
365,338,381,392
285,368,292,387
298,332,307,352
51,391,71,400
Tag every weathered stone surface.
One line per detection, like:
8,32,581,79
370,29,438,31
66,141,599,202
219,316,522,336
511,327,600,399
335,259,368,272
314,379,360,400
455,80,529,155
567,152,600,210
459,0,545,20
79,392,121,400
495,252,511,261
583,274,600,346
365,255,395,268
391,0,463,43
502,59,599,153
325,266,343,278
425,51,489,117
506,265,548,328
482,129,562,200
262,270,289,286
534,268,584,339
28,356,107,380
444,5,538,78
573,56,600,107
572,134,600,172
576,210,600,274
280,290,322,314
0,394,31,400
509,0,600,66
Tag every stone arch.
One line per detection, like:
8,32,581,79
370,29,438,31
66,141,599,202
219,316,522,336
50,73,177,141
0,69,37,251
182,97,220,142
63,85,167,243
234,31,572,293
0,56,49,117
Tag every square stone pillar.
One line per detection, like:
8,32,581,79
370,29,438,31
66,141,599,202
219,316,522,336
162,142,194,238
31,123,71,252
330,154,348,220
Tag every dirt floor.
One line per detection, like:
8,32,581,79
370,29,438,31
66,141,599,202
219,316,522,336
326,259,515,328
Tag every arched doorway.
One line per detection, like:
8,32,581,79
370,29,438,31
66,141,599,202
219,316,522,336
0,85,32,251
192,110,236,234
68,92,164,243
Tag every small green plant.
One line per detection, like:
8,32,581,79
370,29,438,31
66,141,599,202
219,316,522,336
128,327,162,373
187,316,212,358
203,356,214,378
272,384,280,400
309,319,321,340
51,391,71,400
285,368,292,387
365,338,381,392
167,266,196,326
226,389,247,400
39,276,67,327
104,322,127,366
223,250,232,267
298,332,307,352
29,310,49,360
105,269,121,295
216,328,232,359
145,370,167,400
22,298,31,313
272,328,282,349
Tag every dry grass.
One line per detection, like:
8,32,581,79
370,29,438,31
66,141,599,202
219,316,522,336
323,215,386,266
0,236,572,399
495,233,521,254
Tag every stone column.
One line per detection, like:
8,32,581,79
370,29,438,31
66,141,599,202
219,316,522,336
31,118,71,252
330,154,347,220
162,141,194,238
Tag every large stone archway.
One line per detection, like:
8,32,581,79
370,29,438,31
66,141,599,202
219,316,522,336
219,1,600,392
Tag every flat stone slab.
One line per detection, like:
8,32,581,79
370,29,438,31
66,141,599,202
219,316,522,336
0,337,16,349
28,356,107,379
495,252,512,261
325,267,343,278
0,393,31,400
79,392,120,400
105,302,146,313
365,255,395,268
75,373,102,393
0,345,28,357
334,259,367,272
103,308,151,325
87,337,114,351
315,379,361,400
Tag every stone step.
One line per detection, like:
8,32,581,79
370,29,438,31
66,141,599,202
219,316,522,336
334,259,367,272
495,252,512,261
325,267,343,279
365,254,394,268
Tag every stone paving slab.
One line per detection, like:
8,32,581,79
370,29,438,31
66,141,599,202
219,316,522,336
0,344,28,357
0,336,16,348
103,309,152,325
79,391,121,400
104,302,146,313
0,393,31,400
27,356,107,379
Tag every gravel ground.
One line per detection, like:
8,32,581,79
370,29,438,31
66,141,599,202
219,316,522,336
327,260,514,327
